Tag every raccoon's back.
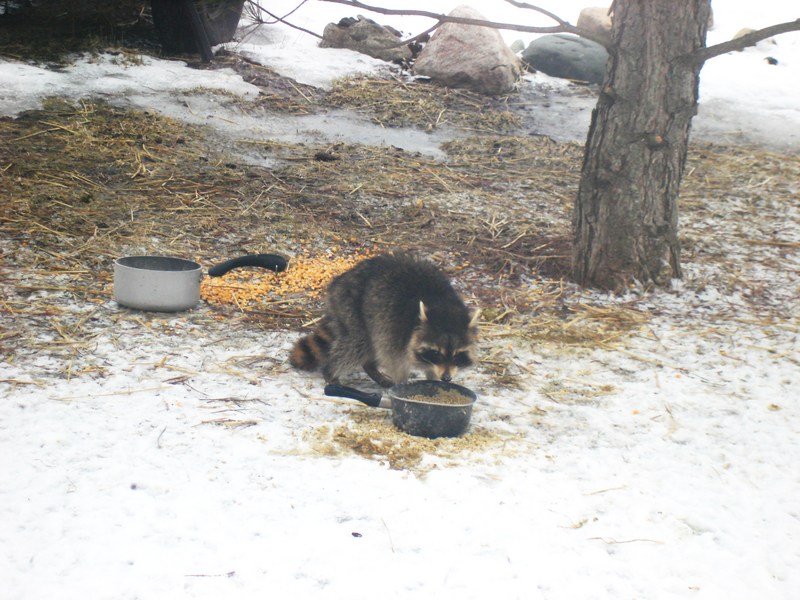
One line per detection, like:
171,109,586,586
327,254,464,350
329,254,458,306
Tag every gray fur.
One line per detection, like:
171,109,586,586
305,253,478,386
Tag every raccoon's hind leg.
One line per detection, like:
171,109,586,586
363,360,395,388
321,367,341,386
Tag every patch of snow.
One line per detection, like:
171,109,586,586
227,30,395,90
0,54,259,117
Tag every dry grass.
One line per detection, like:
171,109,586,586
307,409,511,473
3,91,796,343
1,63,797,397
678,143,800,318
327,74,523,133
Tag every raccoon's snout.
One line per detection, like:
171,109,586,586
421,364,448,382
430,365,455,382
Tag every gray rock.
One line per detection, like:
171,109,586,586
574,5,713,45
320,15,412,63
733,27,756,41
413,5,521,95
510,39,526,54
522,34,608,84
577,7,612,47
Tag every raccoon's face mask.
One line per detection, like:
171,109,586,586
414,301,479,382
415,346,475,382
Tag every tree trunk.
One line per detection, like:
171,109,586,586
572,0,711,291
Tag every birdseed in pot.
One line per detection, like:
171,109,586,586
403,390,473,406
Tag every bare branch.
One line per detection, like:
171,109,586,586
502,0,570,28
691,19,800,64
245,0,323,39
400,22,442,48
317,0,611,48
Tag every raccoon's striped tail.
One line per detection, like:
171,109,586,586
289,322,333,371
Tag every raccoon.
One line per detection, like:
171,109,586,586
289,253,478,387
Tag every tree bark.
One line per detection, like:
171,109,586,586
572,0,711,291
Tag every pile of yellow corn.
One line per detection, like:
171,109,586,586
200,250,372,308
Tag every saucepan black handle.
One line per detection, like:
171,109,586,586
324,384,383,408
208,254,288,277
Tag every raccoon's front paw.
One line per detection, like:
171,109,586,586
371,373,396,388
363,361,395,388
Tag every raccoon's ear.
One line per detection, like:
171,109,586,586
419,301,428,322
468,306,481,327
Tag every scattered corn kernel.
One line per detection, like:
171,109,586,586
200,249,373,307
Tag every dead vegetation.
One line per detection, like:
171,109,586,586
327,74,523,133
680,145,800,319
308,409,510,472
3,89,796,386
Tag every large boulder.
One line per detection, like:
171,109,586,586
522,34,608,84
576,7,612,47
413,5,521,95
320,16,412,64
574,4,714,47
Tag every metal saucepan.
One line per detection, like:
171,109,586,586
113,253,288,312
324,380,478,439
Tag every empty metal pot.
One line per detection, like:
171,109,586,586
114,256,202,312
113,253,288,312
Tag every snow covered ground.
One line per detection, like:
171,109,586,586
3,298,797,599
1,2,799,599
